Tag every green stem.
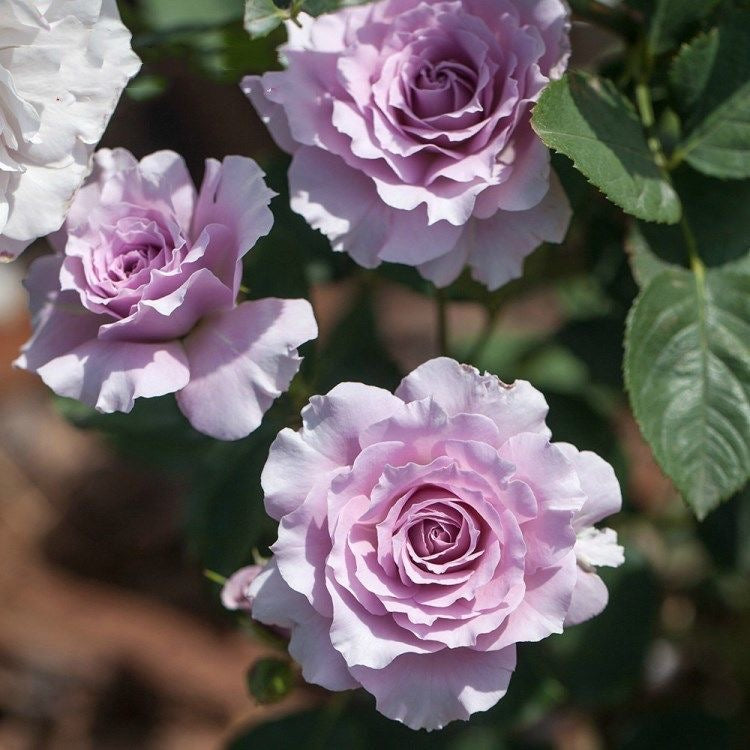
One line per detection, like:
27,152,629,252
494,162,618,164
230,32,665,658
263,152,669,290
635,81,654,128
289,0,305,26
680,214,706,279
203,569,227,586
666,149,685,171
436,287,449,356
466,305,501,365
635,81,668,169
635,45,706,277
465,277,527,364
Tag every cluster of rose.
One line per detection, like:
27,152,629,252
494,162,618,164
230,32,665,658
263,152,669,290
2,0,748,739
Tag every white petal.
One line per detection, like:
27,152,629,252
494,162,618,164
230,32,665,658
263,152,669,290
0,0,140,258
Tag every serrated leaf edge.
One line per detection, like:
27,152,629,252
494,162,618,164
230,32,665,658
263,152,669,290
623,267,750,519
531,73,682,226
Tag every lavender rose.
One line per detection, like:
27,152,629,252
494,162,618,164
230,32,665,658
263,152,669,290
15,148,317,440
222,565,263,612
243,357,623,730
1,0,140,261
243,0,572,290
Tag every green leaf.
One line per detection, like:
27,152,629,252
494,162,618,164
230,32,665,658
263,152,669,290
303,0,369,16
532,72,681,224
302,0,342,13
635,167,750,270
671,12,750,178
141,0,242,31
726,251,750,276
624,265,750,518
669,29,720,113
125,74,168,101
244,0,287,39
648,0,719,55
242,0,369,39
183,26,279,83
625,223,679,287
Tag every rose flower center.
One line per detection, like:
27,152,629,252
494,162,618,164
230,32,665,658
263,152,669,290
93,216,173,291
391,484,487,575
108,244,161,282
401,50,480,123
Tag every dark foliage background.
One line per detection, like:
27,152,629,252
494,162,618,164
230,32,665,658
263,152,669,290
1,1,748,748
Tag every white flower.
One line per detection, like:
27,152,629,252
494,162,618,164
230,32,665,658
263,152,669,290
0,0,140,261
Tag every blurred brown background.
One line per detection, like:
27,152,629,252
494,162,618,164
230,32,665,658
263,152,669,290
0,60,309,750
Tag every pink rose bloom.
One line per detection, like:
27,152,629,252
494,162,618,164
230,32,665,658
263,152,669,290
15,148,317,440
243,0,572,290
247,358,623,730
222,565,263,612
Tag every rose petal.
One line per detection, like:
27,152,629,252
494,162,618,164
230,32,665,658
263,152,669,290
250,560,359,691
480,551,578,650
451,172,572,291
289,608,359,691
137,150,197,234
396,357,551,443
261,429,341,520
564,569,608,627
350,646,516,731
298,382,404,466
97,266,233,342
472,128,551,216
221,565,262,612
575,527,624,569
327,575,443,670
35,339,190,413
176,298,317,440
240,76,299,154
14,255,105,373
556,443,623,530
273,481,336,617
289,147,462,267
192,156,275,275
